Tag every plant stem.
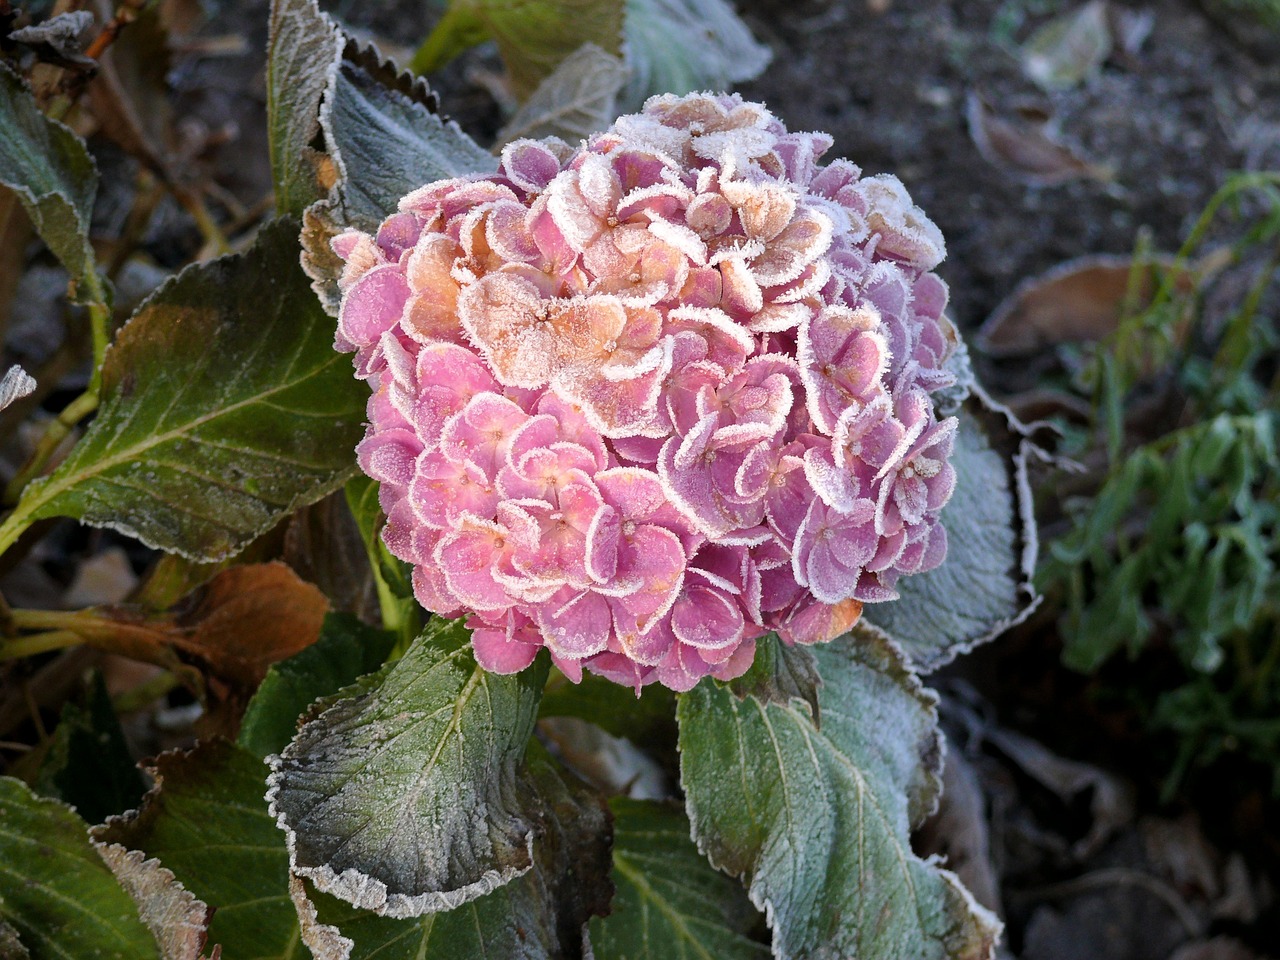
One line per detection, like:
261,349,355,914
79,267,112,393
0,630,83,661
2,389,99,506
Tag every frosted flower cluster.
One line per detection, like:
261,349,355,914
331,92,959,691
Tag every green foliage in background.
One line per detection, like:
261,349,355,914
1040,173,1280,796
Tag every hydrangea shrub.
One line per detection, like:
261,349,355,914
0,5,1034,955
332,92,961,691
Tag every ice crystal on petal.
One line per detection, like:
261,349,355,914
332,92,962,690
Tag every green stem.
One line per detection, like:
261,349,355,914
409,3,489,75
0,630,83,661
3,389,99,506
80,267,112,393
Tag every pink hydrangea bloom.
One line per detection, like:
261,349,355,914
332,92,960,692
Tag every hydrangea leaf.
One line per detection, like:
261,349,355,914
0,777,159,960
620,0,771,110
413,0,624,99
677,627,1002,960
496,43,626,146
267,616,550,918
4,217,366,561
588,798,769,960
0,63,97,283
92,844,212,960
538,671,677,744
322,43,495,231
864,400,1040,672
35,671,148,825
239,612,397,760
0,914,29,960
290,745,612,959
299,197,348,317
728,634,822,727
343,475,419,635
267,0,343,216
92,740,301,960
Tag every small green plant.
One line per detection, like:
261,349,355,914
1040,172,1280,797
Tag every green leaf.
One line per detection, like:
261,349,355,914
408,3,492,76
865,403,1038,671
93,740,302,960
0,776,159,960
589,798,769,960
539,670,676,745
267,0,344,216
413,0,624,99
496,43,626,146
92,844,212,960
0,63,97,283
343,475,420,642
239,612,397,760
6,217,366,561
677,628,1001,960
267,617,550,917
728,634,822,727
35,671,148,825
291,745,613,959
322,43,495,231
621,0,771,110
0,913,29,960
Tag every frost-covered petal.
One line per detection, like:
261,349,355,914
457,273,559,387
339,266,411,354
333,91,962,692
537,587,612,659
437,515,516,612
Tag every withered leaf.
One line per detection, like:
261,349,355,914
966,93,1110,187
977,254,1191,356
66,561,329,691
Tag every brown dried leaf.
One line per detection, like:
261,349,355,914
9,11,97,70
966,93,1110,187
915,738,1003,917
70,561,329,691
977,254,1190,356
299,198,346,318
987,725,1134,860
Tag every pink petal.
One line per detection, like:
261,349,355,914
437,517,515,612
338,265,411,352
470,614,542,673
537,588,612,659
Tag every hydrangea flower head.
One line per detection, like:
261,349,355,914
332,92,960,691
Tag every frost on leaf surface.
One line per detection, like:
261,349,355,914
8,218,366,561
267,617,549,918
289,745,613,960
322,41,496,232
331,91,974,691
678,626,1002,960
864,396,1041,671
